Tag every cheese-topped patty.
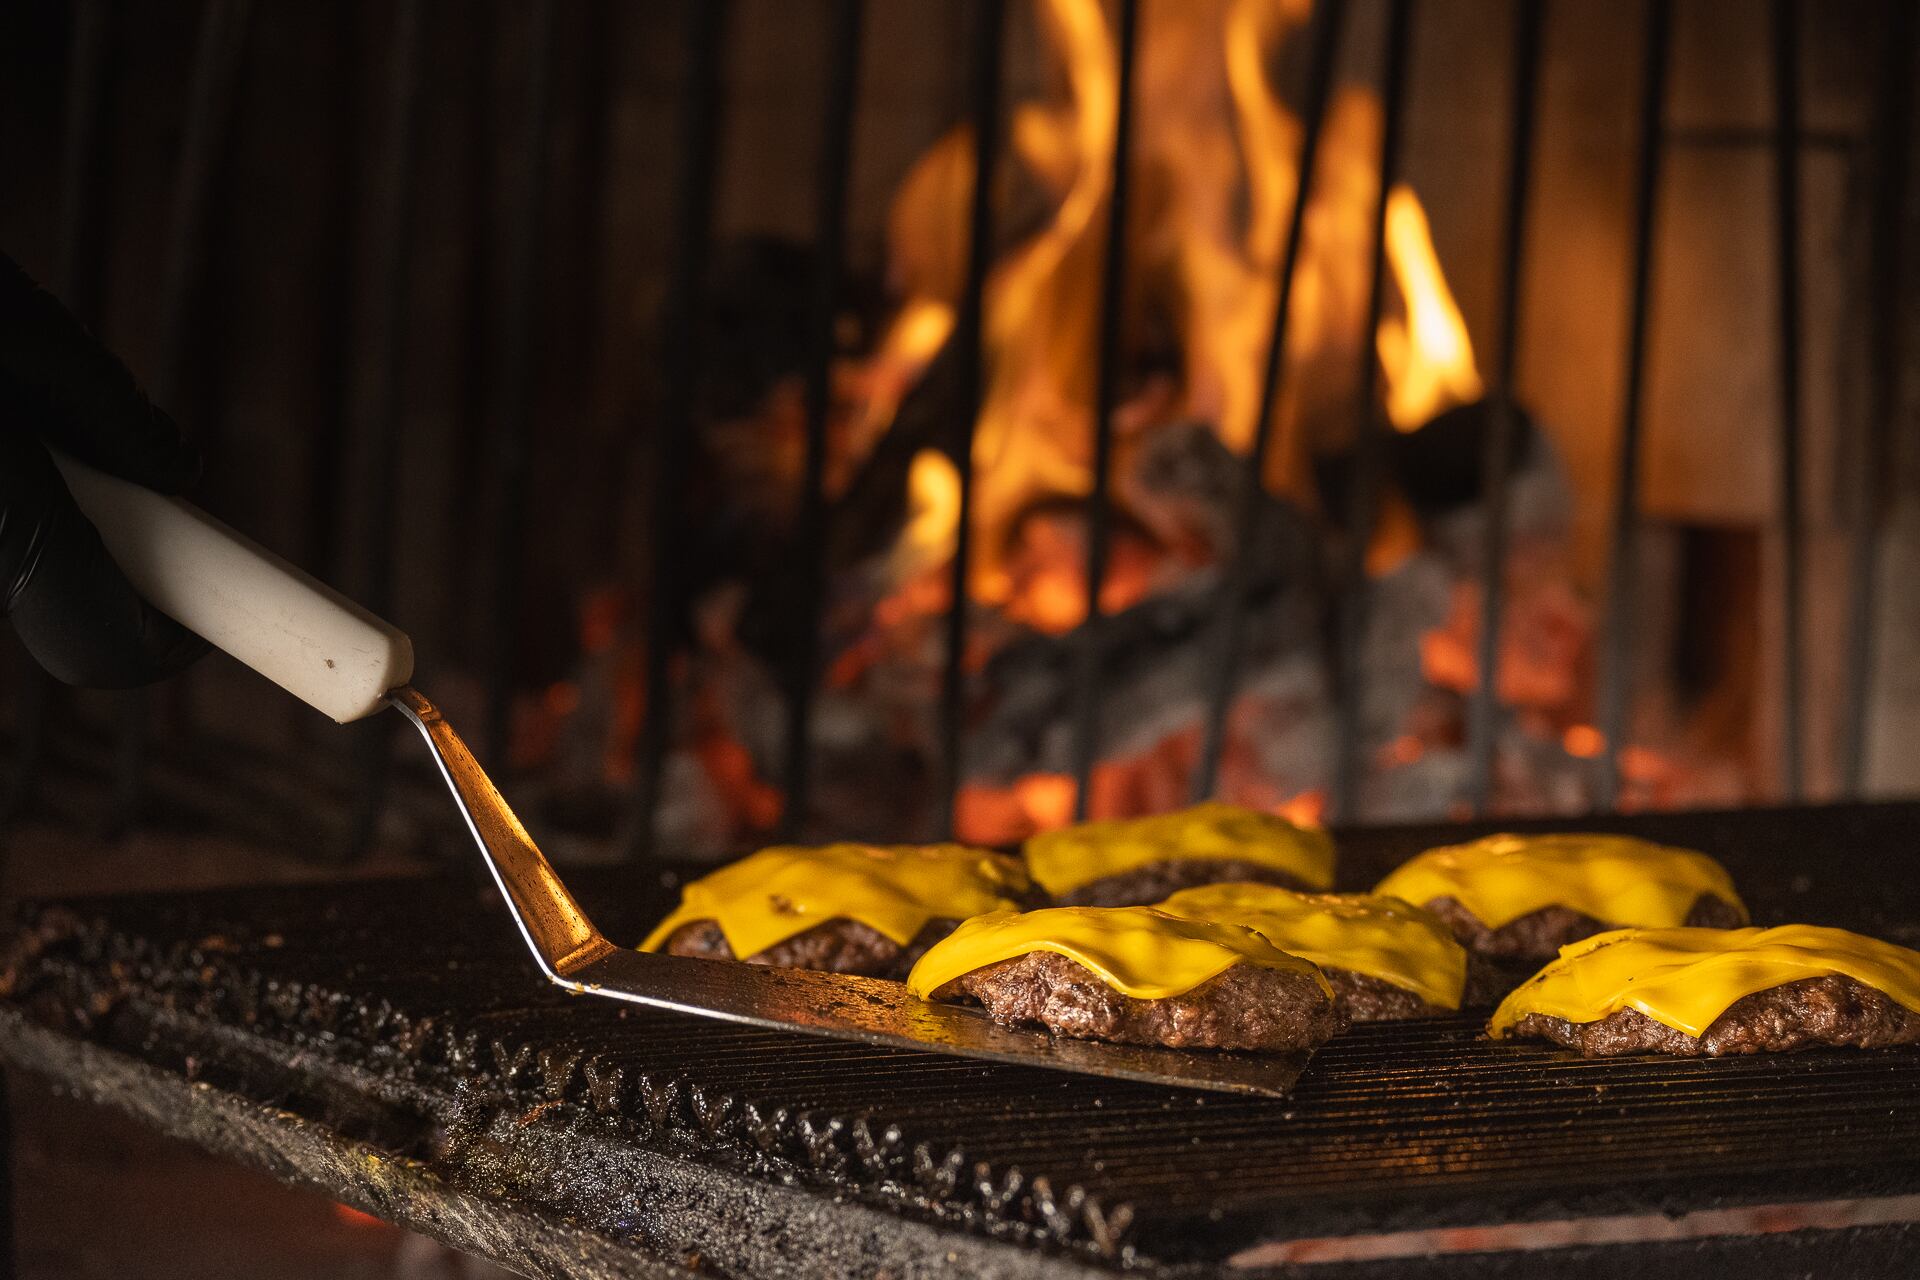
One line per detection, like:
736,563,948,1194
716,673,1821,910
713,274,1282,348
1374,833,1745,933
639,842,1029,960
1023,803,1335,899
1490,925,1920,1040
906,905,1332,1001
1158,882,1468,1011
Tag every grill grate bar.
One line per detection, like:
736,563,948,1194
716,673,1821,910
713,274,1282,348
626,0,729,861
778,0,866,838
1331,0,1417,821
479,0,560,768
110,0,255,838
1769,0,1806,801
344,0,428,862
1594,0,1673,811
1843,0,1914,794
1465,0,1546,815
1193,0,1346,803
1069,0,1141,821
934,0,1008,839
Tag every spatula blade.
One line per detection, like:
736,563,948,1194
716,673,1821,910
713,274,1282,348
563,947,1310,1097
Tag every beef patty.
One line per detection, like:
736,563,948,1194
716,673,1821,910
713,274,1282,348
1327,955,1508,1021
934,950,1343,1051
1423,892,1745,964
1507,974,1920,1057
1055,859,1317,908
662,917,955,980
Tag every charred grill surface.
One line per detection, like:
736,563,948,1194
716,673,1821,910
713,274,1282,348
3,804,1920,1275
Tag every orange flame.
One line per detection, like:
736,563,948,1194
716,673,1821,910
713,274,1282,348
868,0,1480,619
1378,186,1484,431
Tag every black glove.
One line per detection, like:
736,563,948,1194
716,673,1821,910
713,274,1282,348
1,252,208,687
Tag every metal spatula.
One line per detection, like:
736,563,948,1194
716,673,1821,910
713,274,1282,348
59,454,1309,1097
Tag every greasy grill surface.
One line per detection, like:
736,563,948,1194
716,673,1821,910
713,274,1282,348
5,803,1920,1270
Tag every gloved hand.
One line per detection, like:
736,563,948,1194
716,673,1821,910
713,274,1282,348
1,252,208,687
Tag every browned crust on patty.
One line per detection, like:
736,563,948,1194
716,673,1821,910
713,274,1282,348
663,917,956,980
934,950,1344,1051
1422,892,1745,963
1054,859,1317,908
1323,968,1450,1021
1508,975,1920,1057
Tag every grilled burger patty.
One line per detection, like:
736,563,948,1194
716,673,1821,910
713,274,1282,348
1323,956,1509,1020
1054,859,1317,908
1422,892,1745,963
661,917,956,980
1509,974,1920,1057
934,950,1343,1051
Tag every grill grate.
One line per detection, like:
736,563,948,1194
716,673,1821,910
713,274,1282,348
5,804,1920,1270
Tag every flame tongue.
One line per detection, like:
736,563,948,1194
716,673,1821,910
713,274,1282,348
1377,186,1485,431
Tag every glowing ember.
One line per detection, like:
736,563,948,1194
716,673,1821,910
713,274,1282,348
1563,724,1605,758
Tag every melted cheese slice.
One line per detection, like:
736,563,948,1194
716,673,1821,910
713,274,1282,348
1158,882,1468,1010
906,905,1332,1001
1373,833,1746,932
1023,803,1336,897
639,842,1030,959
1490,925,1920,1039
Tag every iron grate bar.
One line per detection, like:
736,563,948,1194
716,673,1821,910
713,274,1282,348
934,0,1008,840
625,0,730,862
779,0,867,839
1193,0,1347,804
1465,0,1546,817
1843,0,1915,795
1594,0,1673,812
108,0,255,839
1069,0,1141,821
344,0,429,864
1330,0,1418,823
1770,0,1806,802
479,0,561,770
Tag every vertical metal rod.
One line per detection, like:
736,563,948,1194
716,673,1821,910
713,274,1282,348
1843,0,1914,793
5,0,116,827
1594,0,1673,812
1465,0,1546,815
109,0,253,836
626,0,728,861
53,0,114,323
480,0,559,769
1769,0,1805,802
341,0,428,862
1068,0,1141,822
1329,0,1416,823
933,0,1007,839
779,0,866,839
0,1073,12,1280
1193,0,1346,802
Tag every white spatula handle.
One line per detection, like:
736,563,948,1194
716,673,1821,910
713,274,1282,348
54,451,414,723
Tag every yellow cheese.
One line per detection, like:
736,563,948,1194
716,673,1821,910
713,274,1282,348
1158,882,1468,1010
1373,833,1746,932
639,842,1030,959
905,905,1333,1001
1490,925,1920,1039
1023,803,1335,897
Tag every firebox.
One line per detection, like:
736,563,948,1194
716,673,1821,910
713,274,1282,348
1,0,1918,1275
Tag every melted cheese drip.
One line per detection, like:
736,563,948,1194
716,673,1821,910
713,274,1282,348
1373,833,1746,932
906,905,1332,1001
1158,882,1468,1010
639,843,1030,959
1489,925,1920,1039
1023,803,1336,897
